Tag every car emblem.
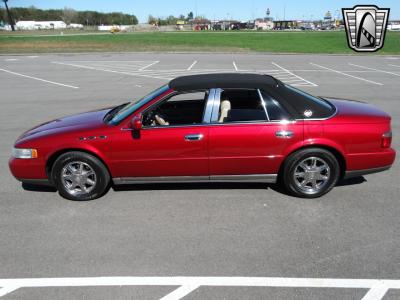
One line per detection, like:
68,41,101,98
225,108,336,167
304,110,313,117
342,5,390,52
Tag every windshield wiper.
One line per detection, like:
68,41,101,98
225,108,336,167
104,102,129,123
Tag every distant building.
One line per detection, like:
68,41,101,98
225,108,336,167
67,23,84,29
254,18,274,30
98,25,132,31
274,20,298,30
388,20,400,31
16,21,67,30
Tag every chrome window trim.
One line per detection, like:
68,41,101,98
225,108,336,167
257,89,270,122
202,89,216,124
137,119,298,130
210,88,222,123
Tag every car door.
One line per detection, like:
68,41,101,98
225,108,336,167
209,88,304,177
110,90,212,179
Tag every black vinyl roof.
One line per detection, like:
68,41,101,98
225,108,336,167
168,73,336,119
169,73,279,91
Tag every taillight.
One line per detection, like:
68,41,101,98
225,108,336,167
381,132,392,148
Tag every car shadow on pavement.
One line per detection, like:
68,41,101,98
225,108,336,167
112,176,367,193
22,183,57,193
20,176,367,195
337,176,367,186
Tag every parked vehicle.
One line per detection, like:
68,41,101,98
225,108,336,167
9,73,395,200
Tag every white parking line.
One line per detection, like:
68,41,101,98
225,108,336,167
389,64,400,68
233,61,238,71
349,63,400,77
0,276,399,299
52,61,169,81
0,67,79,89
4,58,18,61
310,63,383,86
160,285,200,300
139,61,160,71
187,60,197,70
272,62,318,87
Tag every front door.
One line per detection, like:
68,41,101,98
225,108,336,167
111,90,210,178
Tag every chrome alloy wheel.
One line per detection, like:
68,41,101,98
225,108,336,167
61,161,97,196
293,157,331,194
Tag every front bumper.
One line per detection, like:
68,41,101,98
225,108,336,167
9,156,48,182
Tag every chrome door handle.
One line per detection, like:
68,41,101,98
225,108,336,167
275,130,294,138
184,134,204,141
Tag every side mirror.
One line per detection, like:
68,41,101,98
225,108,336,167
130,116,142,131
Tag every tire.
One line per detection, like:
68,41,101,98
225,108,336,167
282,148,340,198
51,151,110,201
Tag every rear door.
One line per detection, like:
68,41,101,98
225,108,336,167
209,88,303,177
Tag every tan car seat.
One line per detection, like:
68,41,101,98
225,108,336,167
218,100,231,123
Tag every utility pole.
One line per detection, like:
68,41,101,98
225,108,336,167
3,0,15,31
283,4,286,21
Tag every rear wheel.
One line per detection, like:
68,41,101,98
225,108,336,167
282,148,340,198
51,151,110,201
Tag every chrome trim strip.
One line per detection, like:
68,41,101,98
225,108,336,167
113,174,277,184
210,174,277,183
113,176,210,184
344,165,391,179
135,120,297,130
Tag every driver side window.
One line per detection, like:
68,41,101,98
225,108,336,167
143,91,208,127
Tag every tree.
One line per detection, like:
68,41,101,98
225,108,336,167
147,14,157,25
187,11,193,20
61,7,77,24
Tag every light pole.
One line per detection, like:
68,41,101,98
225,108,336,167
3,0,15,31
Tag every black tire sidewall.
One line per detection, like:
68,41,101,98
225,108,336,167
52,151,110,201
283,148,340,198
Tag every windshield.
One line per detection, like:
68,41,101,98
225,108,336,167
108,85,169,125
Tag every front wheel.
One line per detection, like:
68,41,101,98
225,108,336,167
51,151,110,201
282,148,340,198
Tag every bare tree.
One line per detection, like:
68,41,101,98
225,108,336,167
61,7,77,25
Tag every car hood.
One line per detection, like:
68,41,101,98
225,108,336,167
18,108,112,141
324,97,391,123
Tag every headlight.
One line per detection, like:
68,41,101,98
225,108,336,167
12,148,38,159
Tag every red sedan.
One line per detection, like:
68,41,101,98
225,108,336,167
9,73,395,200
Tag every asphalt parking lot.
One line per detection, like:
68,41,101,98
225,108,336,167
0,53,399,299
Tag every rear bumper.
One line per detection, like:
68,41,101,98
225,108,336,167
346,148,396,170
344,165,392,179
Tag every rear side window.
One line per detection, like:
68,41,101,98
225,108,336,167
260,91,291,121
218,89,268,123
282,85,335,119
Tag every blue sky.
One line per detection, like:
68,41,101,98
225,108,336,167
4,0,399,23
